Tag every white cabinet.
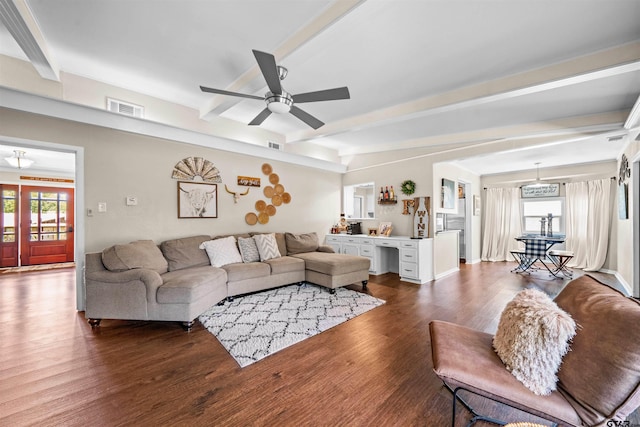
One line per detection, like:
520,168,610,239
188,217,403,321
398,239,433,283
324,234,433,284
325,235,375,273
326,235,360,255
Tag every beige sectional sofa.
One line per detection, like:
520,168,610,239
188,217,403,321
84,232,369,330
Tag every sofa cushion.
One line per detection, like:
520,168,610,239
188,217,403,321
554,275,640,425
160,235,210,271
285,232,319,255
493,288,576,396
252,233,281,261
199,236,243,267
102,240,168,274
291,252,370,275
158,266,227,304
238,236,260,263
265,256,305,275
222,261,270,282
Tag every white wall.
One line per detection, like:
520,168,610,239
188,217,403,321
619,135,639,296
0,108,341,254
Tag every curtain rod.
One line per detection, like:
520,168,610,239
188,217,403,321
483,176,617,190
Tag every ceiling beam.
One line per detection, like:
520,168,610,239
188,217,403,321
287,42,640,146
198,0,366,121
337,111,627,157
0,0,59,81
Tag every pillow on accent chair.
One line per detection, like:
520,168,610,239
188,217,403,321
493,288,577,396
252,233,281,261
285,232,319,255
199,236,243,267
102,240,168,274
237,236,260,263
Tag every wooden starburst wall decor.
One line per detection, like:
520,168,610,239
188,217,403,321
172,157,221,183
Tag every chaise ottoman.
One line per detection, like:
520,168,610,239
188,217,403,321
290,251,370,292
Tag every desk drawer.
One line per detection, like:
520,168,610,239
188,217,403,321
377,239,399,248
360,238,373,245
325,236,341,243
400,262,418,278
400,241,418,249
360,245,374,256
401,249,417,263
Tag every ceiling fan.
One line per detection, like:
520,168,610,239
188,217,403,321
200,50,350,130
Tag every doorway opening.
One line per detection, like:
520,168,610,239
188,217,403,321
0,140,85,311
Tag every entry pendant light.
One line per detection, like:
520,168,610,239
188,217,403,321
530,162,544,187
5,150,34,169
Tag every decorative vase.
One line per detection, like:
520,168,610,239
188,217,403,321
412,196,430,238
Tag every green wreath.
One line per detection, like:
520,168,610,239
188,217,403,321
400,179,416,196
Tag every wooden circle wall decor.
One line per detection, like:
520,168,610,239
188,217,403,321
245,163,293,225
255,200,267,212
172,156,221,182
245,212,258,225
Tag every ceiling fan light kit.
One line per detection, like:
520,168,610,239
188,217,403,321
201,49,350,129
266,91,293,114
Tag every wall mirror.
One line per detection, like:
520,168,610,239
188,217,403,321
343,182,375,219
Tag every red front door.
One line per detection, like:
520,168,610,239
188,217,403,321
20,186,75,266
0,184,19,267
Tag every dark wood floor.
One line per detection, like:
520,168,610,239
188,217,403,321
0,262,635,426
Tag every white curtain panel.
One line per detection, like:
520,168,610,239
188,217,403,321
565,179,612,271
481,187,522,262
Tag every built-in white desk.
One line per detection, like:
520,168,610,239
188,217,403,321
325,234,434,284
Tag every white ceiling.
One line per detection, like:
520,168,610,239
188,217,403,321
0,0,639,176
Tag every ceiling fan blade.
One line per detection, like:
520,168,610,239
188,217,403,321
200,86,263,101
248,108,272,126
252,50,282,94
292,87,350,103
290,106,324,130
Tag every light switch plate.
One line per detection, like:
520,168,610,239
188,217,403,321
98,202,107,213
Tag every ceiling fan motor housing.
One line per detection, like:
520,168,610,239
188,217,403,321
266,90,293,114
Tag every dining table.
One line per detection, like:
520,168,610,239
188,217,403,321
511,234,566,276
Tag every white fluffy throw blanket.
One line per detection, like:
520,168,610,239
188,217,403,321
493,288,577,395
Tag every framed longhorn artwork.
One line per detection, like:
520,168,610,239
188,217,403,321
178,182,218,218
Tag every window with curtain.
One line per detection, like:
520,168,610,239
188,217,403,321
521,198,564,234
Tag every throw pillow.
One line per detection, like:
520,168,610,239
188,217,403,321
493,288,577,396
160,235,211,271
252,233,281,261
285,232,319,255
237,236,260,263
102,240,168,274
199,236,243,267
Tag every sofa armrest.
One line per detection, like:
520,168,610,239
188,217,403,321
86,268,163,303
316,245,335,253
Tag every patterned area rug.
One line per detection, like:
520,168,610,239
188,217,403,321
199,283,385,367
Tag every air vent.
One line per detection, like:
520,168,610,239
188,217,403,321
268,141,282,151
107,98,144,118
608,135,624,142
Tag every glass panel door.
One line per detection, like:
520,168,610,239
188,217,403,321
20,186,74,265
0,185,19,267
